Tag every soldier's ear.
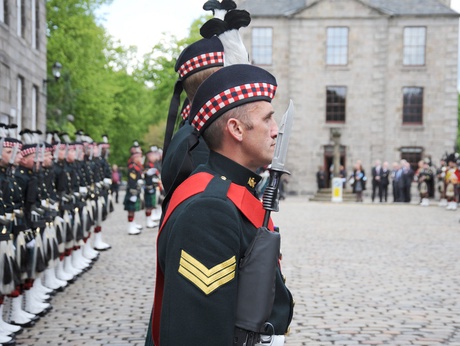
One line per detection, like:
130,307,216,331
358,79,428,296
226,118,244,142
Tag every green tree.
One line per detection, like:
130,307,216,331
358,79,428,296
139,16,209,147
46,0,115,136
46,0,208,165
46,0,151,164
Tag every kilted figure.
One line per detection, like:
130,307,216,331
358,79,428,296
0,129,24,342
124,141,143,235
415,160,434,207
437,157,448,206
85,138,111,251
444,153,460,210
14,135,52,319
144,146,161,229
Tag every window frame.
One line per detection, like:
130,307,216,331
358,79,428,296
251,27,273,66
0,0,6,24
17,75,25,133
32,0,39,49
402,86,423,125
403,26,426,66
326,86,347,123
17,0,25,38
31,84,38,130
326,27,349,66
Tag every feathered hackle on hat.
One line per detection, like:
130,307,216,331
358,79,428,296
201,0,251,66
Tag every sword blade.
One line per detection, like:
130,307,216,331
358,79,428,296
271,99,294,172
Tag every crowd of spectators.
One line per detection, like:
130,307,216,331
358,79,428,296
316,156,457,206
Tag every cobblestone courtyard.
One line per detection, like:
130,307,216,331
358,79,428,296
14,196,460,346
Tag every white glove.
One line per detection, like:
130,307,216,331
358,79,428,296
41,200,48,208
146,168,157,176
255,335,285,346
26,238,36,249
129,195,137,203
137,179,145,187
79,186,88,195
103,178,112,186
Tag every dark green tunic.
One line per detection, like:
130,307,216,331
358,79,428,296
151,151,293,345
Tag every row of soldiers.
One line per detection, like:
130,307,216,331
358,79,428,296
0,125,114,345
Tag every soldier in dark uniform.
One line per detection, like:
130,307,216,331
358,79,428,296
148,65,293,346
86,137,111,251
0,126,23,343
98,135,114,220
161,36,225,199
37,136,64,292
13,132,52,322
143,146,160,229
1,130,40,329
51,132,76,286
161,0,252,206
124,142,143,235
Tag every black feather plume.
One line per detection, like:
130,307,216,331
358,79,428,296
200,18,229,38
221,0,237,11
203,0,221,11
225,9,251,30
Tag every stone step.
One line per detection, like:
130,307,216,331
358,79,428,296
310,188,357,202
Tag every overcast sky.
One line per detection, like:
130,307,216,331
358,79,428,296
99,0,460,55
97,0,206,56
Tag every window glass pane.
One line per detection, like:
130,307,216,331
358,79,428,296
326,86,347,122
0,0,4,23
327,27,348,65
403,27,426,65
252,27,272,65
403,87,423,124
31,85,38,130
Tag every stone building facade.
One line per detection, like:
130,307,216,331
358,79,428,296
237,0,459,195
0,0,47,134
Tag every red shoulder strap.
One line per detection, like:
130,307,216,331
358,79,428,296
152,171,273,345
160,172,214,231
227,183,274,231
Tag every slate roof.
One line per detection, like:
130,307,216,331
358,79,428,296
237,0,459,17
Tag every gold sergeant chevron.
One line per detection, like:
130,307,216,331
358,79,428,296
178,250,236,295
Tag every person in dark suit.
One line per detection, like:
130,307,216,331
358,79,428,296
371,160,382,202
401,160,414,203
316,166,326,192
391,161,401,202
380,161,390,202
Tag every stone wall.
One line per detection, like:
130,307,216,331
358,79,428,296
0,0,47,133
240,0,459,195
